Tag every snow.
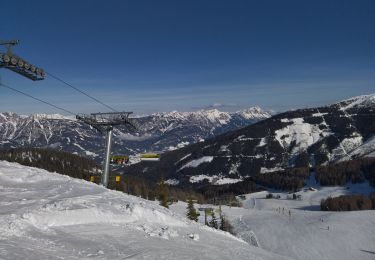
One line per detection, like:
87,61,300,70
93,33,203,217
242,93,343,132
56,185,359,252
340,135,363,153
168,145,178,151
275,118,331,154
219,144,230,152
237,106,271,120
235,135,256,142
339,94,375,111
117,132,153,141
203,109,231,124
179,156,214,170
174,153,192,165
214,177,243,185
189,174,216,183
257,137,267,147
177,141,190,148
32,113,77,121
227,184,375,260
280,118,290,123
260,167,284,173
168,142,190,151
153,109,233,126
170,177,375,260
312,112,328,117
85,150,98,157
151,107,270,125
189,174,243,185
331,135,364,161
348,135,375,158
0,161,288,260
229,161,241,175
165,179,180,186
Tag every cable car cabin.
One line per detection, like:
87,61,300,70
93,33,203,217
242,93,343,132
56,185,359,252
140,153,160,161
110,155,129,165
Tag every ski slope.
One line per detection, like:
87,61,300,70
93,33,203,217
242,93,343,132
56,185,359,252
170,175,375,260
0,161,289,260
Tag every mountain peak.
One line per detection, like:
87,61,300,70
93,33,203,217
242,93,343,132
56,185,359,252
237,106,271,119
338,93,375,111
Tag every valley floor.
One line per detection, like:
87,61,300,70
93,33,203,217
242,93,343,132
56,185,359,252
170,175,375,260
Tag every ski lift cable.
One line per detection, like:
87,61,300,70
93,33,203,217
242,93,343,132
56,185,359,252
0,82,77,116
46,71,118,112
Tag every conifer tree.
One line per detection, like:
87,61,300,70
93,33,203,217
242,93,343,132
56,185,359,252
209,212,218,229
219,213,234,234
158,176,169,208
186,198,199,222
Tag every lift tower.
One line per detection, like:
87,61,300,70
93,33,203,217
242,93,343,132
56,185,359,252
76,112,137,187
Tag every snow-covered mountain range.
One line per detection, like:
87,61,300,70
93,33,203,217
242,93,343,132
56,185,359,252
0,107,270,161
127,94,375,186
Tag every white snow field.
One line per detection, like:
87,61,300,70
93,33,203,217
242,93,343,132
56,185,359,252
170,175,375,260
0,161,290,260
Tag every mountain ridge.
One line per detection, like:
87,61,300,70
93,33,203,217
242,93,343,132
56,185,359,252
125,93,375,186
0,107,270,161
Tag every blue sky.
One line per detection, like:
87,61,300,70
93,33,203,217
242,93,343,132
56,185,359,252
1,0,374,115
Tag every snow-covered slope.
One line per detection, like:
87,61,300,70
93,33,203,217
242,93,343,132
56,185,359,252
0,107,270,162
170,178,375,260
339,94,375,111
0,161,288,260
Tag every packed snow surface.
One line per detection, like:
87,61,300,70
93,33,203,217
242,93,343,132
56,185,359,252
0,161,288,260
170,175,375,260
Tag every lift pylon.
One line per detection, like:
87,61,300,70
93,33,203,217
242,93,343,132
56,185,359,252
76,112,137,187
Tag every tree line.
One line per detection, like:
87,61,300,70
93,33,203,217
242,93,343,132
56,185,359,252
0,148,100,179
321,193,375,211
315,157,375,186
196,178,256,205
252,167,309,191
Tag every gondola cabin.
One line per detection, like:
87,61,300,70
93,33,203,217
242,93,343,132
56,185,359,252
110,155,129,165
140,153,160,161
